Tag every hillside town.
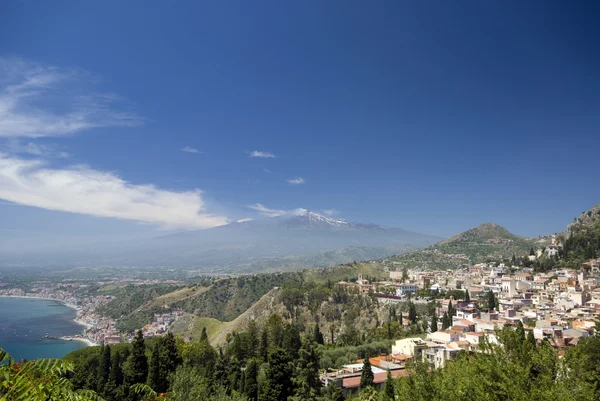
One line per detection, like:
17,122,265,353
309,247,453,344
324,254,600,397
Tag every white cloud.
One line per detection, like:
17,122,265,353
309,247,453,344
181,146,202,154
236,218,253,223
249,150,276,158
0,57,142,138
321,209,339,216
0,153,229,230
3,139,69,158
286,177,305,185
247,203,307,218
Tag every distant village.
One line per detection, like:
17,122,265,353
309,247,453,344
0,280,187,345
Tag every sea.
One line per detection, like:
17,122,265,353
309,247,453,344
0,297,88,361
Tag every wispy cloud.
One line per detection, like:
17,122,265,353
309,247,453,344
236,218,253,223
0,57,142,138
247,203,307,218
181,146,203,154
3,139,69,158
286,177,305,185
0,152,229,230
249,150,276,158
321,209,339,216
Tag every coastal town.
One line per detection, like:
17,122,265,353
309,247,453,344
0,280,186,346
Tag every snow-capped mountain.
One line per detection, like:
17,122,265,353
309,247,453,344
2,211,441,272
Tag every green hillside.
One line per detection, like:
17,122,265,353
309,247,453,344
387,223,546,270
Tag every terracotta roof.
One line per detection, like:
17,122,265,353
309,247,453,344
342,370,409,388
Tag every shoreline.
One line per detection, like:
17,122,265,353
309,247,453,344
0,295,98,347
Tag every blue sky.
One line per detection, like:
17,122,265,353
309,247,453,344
0,1,599,245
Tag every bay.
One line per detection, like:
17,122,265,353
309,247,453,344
0,297,88,361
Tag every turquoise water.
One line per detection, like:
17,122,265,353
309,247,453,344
0,297,87,361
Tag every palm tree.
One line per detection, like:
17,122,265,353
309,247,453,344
0,347,104,401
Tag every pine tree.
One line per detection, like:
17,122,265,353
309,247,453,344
382,369,395,401
158,332,181,391
360,358,374,389
213,348,229,389
106,350,123,400
248,320,260,358
259,326,269,361
260,348,294,401
97,344,111,391
293,337,322,400
283,324,302,360
126,330,148,385
244,358,259,401
147,342,161,391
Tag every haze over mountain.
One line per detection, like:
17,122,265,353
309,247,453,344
0,211,441,272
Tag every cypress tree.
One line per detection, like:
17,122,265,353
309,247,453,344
383,369,395,401
360,358,374,388
441,311,451,330
527,330,536,348
487,291,496,311
97,344,111,391
431,313,438,332
408,302,417,324
200,327,208,342
313,325,325,345
464,289,470,303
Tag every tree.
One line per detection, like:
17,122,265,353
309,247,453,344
360,358,374,389
430,313,438,332
530,247,535,256
97,344,111,391
402,267,409,282
292,337,322,401
382,369,395,401
259,348,294,401
441,311,451,330
464,289,470,303
487,291,496,311
147,342,161,392
125,330,148,386
200,327,208,342
243,359,259,401
282,324,302,360
408,302,417,324
313,325,325,345
0,347,102,401
329,385,344,401
158,332,182,390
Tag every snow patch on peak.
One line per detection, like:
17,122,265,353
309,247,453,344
296,210,350,227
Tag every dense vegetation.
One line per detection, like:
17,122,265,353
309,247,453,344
395,327,600,401
387,223,542,270
64,312,600,401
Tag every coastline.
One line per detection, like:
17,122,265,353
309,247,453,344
0,295,98,347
